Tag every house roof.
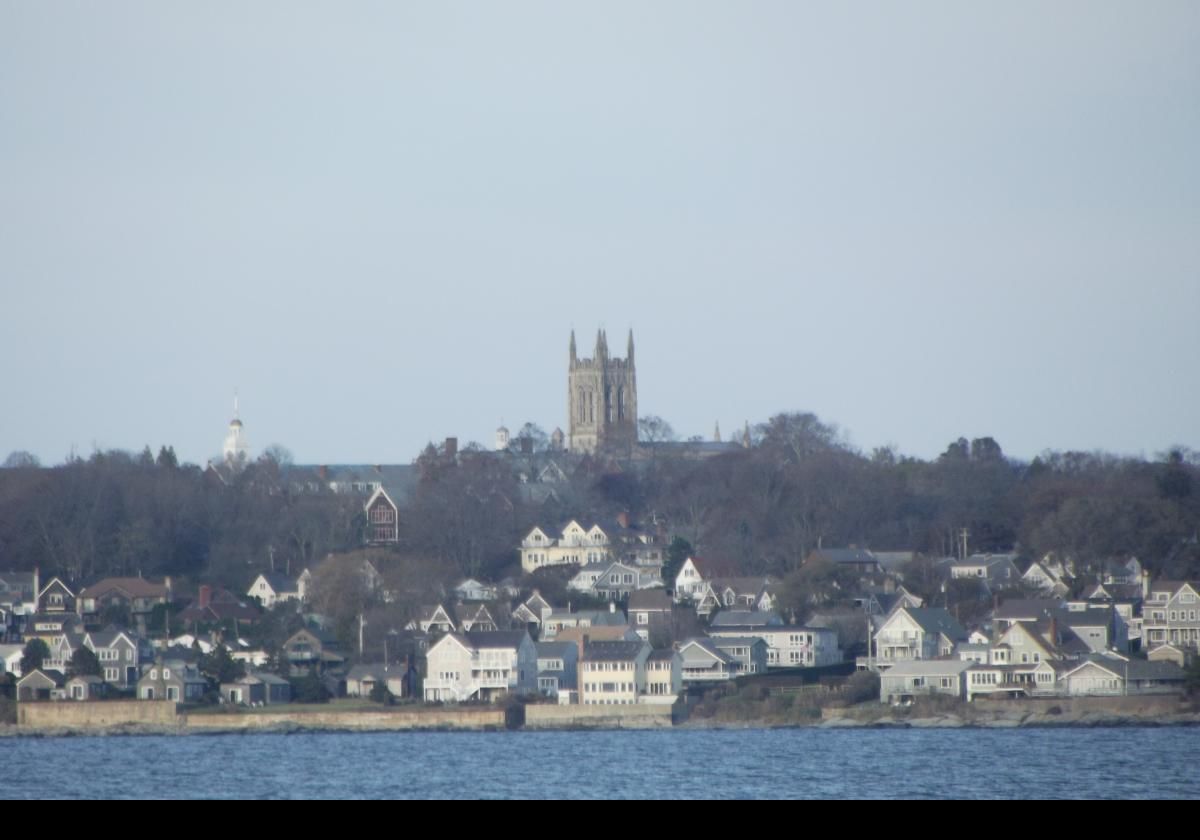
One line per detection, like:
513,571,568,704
811,548,878,566
710,610,781,628
536,642,575,658
346,664,391,682
464,631,529,650
627,590,672,611
648,649,678,662
993,599,1062,621
903,609,968,641
584,641,647,662
881,660,973,677
79,577,169,600
680,638,735,665
257,572,300,595
555,627,634,646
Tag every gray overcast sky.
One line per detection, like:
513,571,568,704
2,2,1198,466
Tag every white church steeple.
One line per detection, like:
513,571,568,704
223,392,249,468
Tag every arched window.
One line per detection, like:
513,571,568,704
617,387,625,421
606,386,613,423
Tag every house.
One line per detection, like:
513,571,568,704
65,675,107,701
454,604,498,633
880,661,972,704
178,586,261,627
950,554,1021,586
77,577,171,630
512,591,554,628
1060,656,1187,697
364,486,401,545
1022,558,1074,597
695,578,776,617
627,590,674,642
345,664,412,699
960,662,1056,700
1147,644,1189,668
1,644,24,677
17,669,65,702
858,587,925,619
137,661,208,702
992,600,1066,634
872,551,917,579
1142,581,1200,654
554,626,642,663
454,579,498,603
410,605,458,635
804,548,882,577
673,557,738,604
37,577,76,614
535,641,579,699
709,623,842,669
247,573,305,609
579,640,652,705
519,521,614,574
707,637,769,677
540,605,627,640
589,562,660,602
220,672,292,706
85,628,148,690
678,639,742,684
423,630,536,702
872,608,968,667
21,612,84,646
645,649,682,704
283,627,345,676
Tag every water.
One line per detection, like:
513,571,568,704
3,728,1198,799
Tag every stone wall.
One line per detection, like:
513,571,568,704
182,708,508,732
18,700,178,729
972,695,1188,716
524,703,675,729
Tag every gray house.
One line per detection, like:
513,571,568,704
535,641,579,698
221,673,291,706
137,661,207,703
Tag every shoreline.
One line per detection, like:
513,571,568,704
4,709,1200,738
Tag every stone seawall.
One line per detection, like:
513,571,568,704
18,700,178,729
524,704,675,730
972,696,1187,716
182,708,508,732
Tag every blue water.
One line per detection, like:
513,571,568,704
3,728,1198,799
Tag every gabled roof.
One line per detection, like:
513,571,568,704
810,548,878,566
255,572,301,595
584,641,648,662
681,557,739,579
710,610,782,628
464,631,529,650
882,660,972,677
993,599,1062,622
679,638,735,665
535,641,575,659
79,577,169,600
902,608,968,641
627,590,672,611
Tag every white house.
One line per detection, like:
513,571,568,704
0,644,23,677
879,660,971,703
247,572,305,609
423,630,536,703
454,579,498,603
872,608,968,666
520,521,613,574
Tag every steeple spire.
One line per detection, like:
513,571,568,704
714,421,722,443
569,330,577,367
627,329,635,366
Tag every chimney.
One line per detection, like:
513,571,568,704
318,465,328,482
199,585,212,610
444,437,458,458
609,601,616,614
617,511,630,529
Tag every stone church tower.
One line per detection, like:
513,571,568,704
568,329,638,454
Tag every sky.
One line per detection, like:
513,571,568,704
2,2,1198,466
